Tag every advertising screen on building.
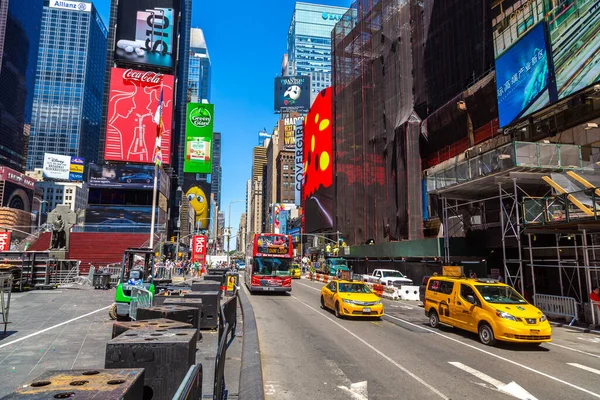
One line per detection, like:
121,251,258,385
42,153,84,181
184,103,214,174
183,173,211,231
303,88,333,233
104,68,174,164
491,0,600,127
88,163,168,193
85,205,153,232
192,235,207,263
282,116,303,150
494,23,551,127
274,76,311,113
114,0,179,70
294,118,304,206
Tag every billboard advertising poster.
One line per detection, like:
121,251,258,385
42,153,85,181
184,103,214,174
289,227,300,244
495,23,552,127
192,235,207,263
282,116,303,150
104,68,174,164
183,173,211,231
274,76,311,113
294,118,304,206
0,232,10,251
256,234,290,257
279,210,289,235
303,88,334,233
114,0,179,70
88,163,169,193
85,205,153,232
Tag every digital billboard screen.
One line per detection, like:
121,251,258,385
88,163,168,194
495,23,551,127
85,205,153,232
302,88,334,233
183,173,211,230
114,0,179,70
104,68,174,164
274,76,311,113
184,103,214,174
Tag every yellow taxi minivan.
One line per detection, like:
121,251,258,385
424,276,551,345
290,263,302,279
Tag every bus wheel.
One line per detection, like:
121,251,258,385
108,304,117,320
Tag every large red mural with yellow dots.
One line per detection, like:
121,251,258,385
302,87,334,233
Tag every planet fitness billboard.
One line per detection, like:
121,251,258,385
184,103,214,174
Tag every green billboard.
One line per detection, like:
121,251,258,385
184,103,214,173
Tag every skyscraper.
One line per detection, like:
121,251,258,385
0,0,43,172
188,28,211,103
211,131,221,209
26,1,107,171
286,2,348,104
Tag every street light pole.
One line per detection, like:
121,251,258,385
227,200,244,266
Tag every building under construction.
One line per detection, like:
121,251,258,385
332,0,600,323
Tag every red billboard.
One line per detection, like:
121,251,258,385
192,235,207,263
104,68,174,164
0,232,11,251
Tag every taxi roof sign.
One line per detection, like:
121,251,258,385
442,266,463,277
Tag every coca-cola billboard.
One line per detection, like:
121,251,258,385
104,67,174,164
192,235,207,263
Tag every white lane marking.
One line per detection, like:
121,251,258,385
577,336,600,344
546,342,600,359
449,362,538,400
324,359,352,386
0,305,111,349
338,381,369,400
385,314,600,399
290,295,449,399
568,363,600,376
295,282,323,292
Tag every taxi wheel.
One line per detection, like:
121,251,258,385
428,310,440,328
478,323,496,346
320,296,326,309
334,301,341,318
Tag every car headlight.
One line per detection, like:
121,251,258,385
373,301,382,305
540,314,547,322
343,299,357,305
495,311,518,321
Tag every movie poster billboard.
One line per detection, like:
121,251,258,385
294,118,304,206
303,87,334,233
0,232,11,251
281,116,303,150
274,76,311,113
184,103,214,174
114,0,179,70
192,235,207,263
104,68,174,164
42,153,84,181
183,173,211,231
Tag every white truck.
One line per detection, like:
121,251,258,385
364,269,413,287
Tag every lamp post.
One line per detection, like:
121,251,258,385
227,200,244,266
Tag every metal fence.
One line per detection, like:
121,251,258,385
173,363,203,400
129,286,153,320
214,290,238,400
0,275,12,335
48,264,80,285
533,293,578,325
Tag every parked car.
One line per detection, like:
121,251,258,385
119,173,153,183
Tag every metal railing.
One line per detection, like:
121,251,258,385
591,300,600,327
172,363,203,400
0,275,12,335
214,290,238,400
533,293,578,325
129,286,153,320
49,265,80,285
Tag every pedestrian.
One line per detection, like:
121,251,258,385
590,286,600,309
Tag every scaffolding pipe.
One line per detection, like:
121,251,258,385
499,183,510,289
582,229,595,326
556,234,564,297
574,234,584,306
541,176,594,216
443,197,450,263
528,233,537,302
513,178,525,296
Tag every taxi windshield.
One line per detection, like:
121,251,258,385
475,285,527,304
338,283,371,293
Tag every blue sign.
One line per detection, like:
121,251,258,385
289,227,300,243
279,210,289,235
322,12,342,21
495,23,552,127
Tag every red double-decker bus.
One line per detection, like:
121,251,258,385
245,233,293,293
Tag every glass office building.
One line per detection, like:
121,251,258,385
287,2,348,104
27,1,107,170
0,0,43,172
189,28,211,103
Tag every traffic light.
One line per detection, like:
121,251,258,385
171,236,176,242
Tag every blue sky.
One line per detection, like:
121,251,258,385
94,0,351,246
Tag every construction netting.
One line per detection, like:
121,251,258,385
332,0,495,246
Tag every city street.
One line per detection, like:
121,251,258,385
246,277,600,400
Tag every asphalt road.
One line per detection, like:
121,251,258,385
245,276,600,400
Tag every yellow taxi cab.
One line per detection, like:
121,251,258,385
290,263,301,279
321,280,384,318
424,276,551,346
